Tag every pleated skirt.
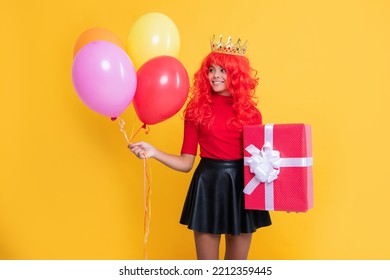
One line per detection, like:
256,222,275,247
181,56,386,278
180,157,272,235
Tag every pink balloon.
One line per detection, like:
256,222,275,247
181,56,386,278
72,41,137,118
133,56,189,125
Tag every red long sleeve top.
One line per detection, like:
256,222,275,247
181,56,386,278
180,94,262,160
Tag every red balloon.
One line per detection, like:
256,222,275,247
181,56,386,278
133,56,190,125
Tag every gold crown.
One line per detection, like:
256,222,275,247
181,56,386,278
210,35,248,56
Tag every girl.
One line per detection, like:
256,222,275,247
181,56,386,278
129,35,271,260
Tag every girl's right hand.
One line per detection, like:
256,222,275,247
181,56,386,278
128,141,156,159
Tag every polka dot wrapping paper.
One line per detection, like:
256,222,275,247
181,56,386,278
243,124,313,212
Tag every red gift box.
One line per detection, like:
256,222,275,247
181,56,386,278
243,124,313,212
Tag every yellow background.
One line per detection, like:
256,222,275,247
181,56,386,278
1,0,389,260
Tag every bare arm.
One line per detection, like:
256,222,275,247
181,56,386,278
128,141,195,173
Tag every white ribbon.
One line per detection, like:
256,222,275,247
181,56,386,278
243,124,313,210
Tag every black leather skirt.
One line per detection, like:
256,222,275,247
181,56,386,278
180,157,272,235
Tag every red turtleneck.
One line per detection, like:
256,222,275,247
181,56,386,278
180,94,262,160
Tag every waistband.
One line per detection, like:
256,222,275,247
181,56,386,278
200,157,243,167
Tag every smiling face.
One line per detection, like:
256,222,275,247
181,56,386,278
208,64,230,96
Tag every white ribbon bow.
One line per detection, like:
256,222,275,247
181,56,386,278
245,142,282,183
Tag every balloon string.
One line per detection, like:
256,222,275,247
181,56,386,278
118,117,130,144
143,157,151,259
118,117,149,144
117,117,151,259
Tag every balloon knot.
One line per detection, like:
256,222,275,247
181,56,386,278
142,124,150,134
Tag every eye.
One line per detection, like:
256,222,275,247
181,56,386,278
220,68,226,73
208,67,215,73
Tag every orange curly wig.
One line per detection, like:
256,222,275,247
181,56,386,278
184,52,260,129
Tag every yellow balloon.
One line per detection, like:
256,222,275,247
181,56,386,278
127,13,181,69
